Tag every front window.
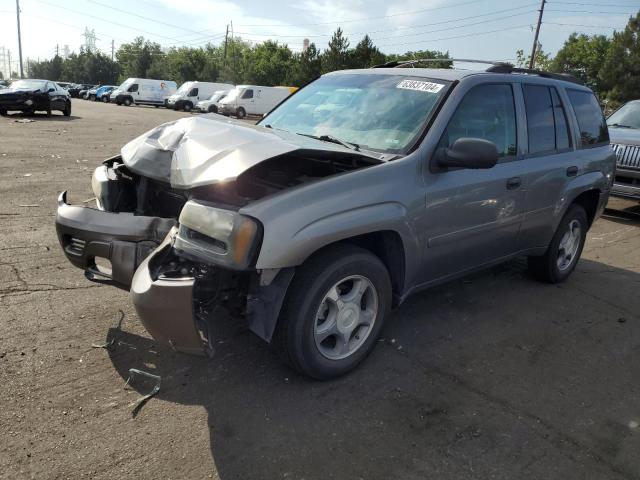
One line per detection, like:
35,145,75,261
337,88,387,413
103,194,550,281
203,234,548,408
188,88,198,97
242,89,254,99
607,101,640,130
11,79,47,91
261,74,450,154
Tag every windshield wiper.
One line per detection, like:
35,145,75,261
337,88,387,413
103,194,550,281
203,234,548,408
297,133,360,151
608,123,635,129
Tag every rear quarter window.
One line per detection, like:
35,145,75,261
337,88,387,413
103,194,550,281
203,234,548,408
567,89,609,147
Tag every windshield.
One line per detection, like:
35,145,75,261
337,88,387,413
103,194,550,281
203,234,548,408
261,74,449,154
176,82,194,95
222,88,241,101
11,79,47,90
607,101,640,129
208,92,226,102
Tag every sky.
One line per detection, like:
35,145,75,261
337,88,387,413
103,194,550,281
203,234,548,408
0,0,637,77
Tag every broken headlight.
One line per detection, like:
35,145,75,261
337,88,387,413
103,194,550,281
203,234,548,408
174,200,261,270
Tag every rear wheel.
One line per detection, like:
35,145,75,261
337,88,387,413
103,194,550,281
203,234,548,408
236,107,246,119
63,101,71,117
274,244,391,379
528,204,588,283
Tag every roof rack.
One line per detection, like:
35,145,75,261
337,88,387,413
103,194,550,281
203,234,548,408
372,58,584,85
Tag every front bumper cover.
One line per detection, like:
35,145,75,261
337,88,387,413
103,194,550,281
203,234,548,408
55,191,176,289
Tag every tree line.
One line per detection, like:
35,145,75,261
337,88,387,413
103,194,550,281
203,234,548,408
26,12,639,106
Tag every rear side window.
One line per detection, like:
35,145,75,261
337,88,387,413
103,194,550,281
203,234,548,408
567,89,609,147
439,84,517,158
523,85,571,153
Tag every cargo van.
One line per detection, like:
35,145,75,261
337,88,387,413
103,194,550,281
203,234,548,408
112,78,177,107
218,85,297,119
165,81,234,112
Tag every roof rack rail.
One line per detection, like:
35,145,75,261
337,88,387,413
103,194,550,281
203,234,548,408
372,58,584,85
373,58,503,68
485,63,584,85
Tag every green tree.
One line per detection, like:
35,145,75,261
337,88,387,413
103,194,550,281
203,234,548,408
600,12,640,103
289,42,322,86
244,40,294,85
550,33,610,93
351,35,386,68
116,37,164,80
515,43,553,70
322,28,351,73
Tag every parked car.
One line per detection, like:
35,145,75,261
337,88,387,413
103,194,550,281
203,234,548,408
218,85,296,118
94,85,116,102
55,63,614,379
68,84,93,98
56,82,72,90
0,79,71,116
79,87,94,100
112,78,177,107
165,82,234,112
607,99,640,199
194,90,231,113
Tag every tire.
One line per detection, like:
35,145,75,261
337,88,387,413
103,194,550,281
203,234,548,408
528,204,588,283
274,244,392,379
102,96,109,103
208,105,217,114
63,101,71,117
123,97,132,107
183,102,192,112
236,107,246,119
0,109,6,116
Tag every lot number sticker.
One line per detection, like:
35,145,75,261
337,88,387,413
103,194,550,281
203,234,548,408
396,80,444,93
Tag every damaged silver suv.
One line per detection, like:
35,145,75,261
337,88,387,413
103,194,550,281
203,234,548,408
56,61,615,379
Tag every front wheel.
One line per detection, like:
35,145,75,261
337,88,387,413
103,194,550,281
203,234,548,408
183,102,192,112
208,105,217,114
0,109,6,116
123,97,132,106
528,204,588,283
102,96,109,103
236,107,246,119
274,244,391,379
63,101,71,117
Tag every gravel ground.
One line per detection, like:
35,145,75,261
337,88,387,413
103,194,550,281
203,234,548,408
1,99,639,480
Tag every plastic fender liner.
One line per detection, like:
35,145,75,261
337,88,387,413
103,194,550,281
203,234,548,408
246,268,295,342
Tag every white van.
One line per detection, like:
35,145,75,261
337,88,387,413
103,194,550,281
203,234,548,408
194,90,232,113
218,85,297,119
112,78,177,107
166,82,234,112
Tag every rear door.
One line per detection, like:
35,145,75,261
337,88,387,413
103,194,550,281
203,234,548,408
421,83,528,282
515,83,577,250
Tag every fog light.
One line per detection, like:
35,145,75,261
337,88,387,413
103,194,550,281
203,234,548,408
24,99,33,106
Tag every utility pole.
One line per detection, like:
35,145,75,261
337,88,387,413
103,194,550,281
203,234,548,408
231,21,236,85
55,44,59,57
529,0,546,69
8,50,12,78
223,24,229,67
16,0,24,78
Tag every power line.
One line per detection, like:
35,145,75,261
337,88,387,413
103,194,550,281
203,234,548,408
544,21,618,28
549,1,640,6
237,0,491,27
545,8,637,14
235,9,539,41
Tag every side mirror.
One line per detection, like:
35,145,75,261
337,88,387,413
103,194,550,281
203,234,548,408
436,138,499,169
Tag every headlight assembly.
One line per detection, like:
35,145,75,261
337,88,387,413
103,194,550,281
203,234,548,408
175,200,261,270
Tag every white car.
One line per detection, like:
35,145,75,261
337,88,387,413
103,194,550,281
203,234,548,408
194,90,231,113
166,82,234,112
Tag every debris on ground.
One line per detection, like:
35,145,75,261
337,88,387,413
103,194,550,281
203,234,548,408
14,119,35,123
18,204,39,207
23,174,32,177
125,368,161,417
91,338,115,349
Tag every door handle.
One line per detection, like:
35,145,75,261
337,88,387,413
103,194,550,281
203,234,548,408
506,177,522,190
566,166,578,177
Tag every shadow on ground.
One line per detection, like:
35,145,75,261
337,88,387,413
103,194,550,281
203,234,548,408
3,111,80,121
103,250,640,480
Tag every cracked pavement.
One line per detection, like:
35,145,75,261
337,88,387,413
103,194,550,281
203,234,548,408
1,100,639,480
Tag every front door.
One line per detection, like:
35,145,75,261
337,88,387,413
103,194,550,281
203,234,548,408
421,83,527,283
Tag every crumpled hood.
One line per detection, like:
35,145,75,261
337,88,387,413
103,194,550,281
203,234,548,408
609,127,640,147
121,115,384,189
